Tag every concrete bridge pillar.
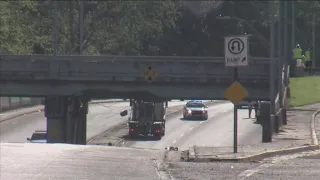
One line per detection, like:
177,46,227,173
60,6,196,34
45,96,88,144
67,96,88,145
45,96,68,143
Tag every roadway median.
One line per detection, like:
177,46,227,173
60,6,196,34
87,100,227,146
180,103,320,162
0,99,126,123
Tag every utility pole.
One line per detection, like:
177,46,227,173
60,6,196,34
79,1,84,55
269,1,276,129
278,1,283,109
292,2,295,53
52,0,58,56
312,13,316,68
283,1,288,86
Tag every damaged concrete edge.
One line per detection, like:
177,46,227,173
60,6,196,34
311,109,320,146
0,100,125,123
185,145,320,162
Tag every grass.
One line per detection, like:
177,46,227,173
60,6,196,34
289,76,320,107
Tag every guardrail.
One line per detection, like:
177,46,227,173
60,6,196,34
311,67,320,75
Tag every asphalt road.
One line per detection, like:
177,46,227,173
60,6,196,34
124,102,262,150
0,100,187,143
168,150,320,180
2,143,320,180
0,143,166,180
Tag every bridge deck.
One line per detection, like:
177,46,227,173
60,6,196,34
0,55,271,100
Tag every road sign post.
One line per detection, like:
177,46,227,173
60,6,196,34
224,35,249,153
233,68,238,154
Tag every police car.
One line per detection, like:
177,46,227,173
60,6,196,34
182,100,208,120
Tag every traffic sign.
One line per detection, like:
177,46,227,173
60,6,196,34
225,36,249,67
224,81,248,104
143,66,159,82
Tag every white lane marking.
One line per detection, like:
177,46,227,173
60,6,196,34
180,134,184,137
238,163,272,178
200,121,204,124
96,115,101,117
172,140,176,144
189,127,194,131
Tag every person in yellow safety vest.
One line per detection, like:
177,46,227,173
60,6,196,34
293,44,302,60
305,49,312,71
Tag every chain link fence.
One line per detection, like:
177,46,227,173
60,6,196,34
0,97,43,112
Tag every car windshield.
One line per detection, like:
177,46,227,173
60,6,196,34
186,103,205,108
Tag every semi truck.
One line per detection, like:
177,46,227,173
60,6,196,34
120,99,168,139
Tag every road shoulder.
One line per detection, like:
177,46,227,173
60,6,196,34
175,103,320,162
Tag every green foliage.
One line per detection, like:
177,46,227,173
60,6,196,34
0,1,318,56
0,0,180,55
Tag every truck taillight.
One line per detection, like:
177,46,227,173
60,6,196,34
129,128,135,132
155,130,161,133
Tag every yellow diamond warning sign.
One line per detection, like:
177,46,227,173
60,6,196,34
143,66,159,82
224,81,248,104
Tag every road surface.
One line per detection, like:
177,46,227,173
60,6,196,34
0,143,165,180
124,102,262,150
168,150,320,180
2,143,319,180
0,100,187,143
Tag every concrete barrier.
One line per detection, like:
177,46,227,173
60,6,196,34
0,97,43,112
0,99,126,123
0,97,127,113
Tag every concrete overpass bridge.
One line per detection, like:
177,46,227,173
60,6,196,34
0,55,274,144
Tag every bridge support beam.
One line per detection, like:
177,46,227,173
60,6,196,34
45,96,68,143
45,96,88,144
67,96,88,145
